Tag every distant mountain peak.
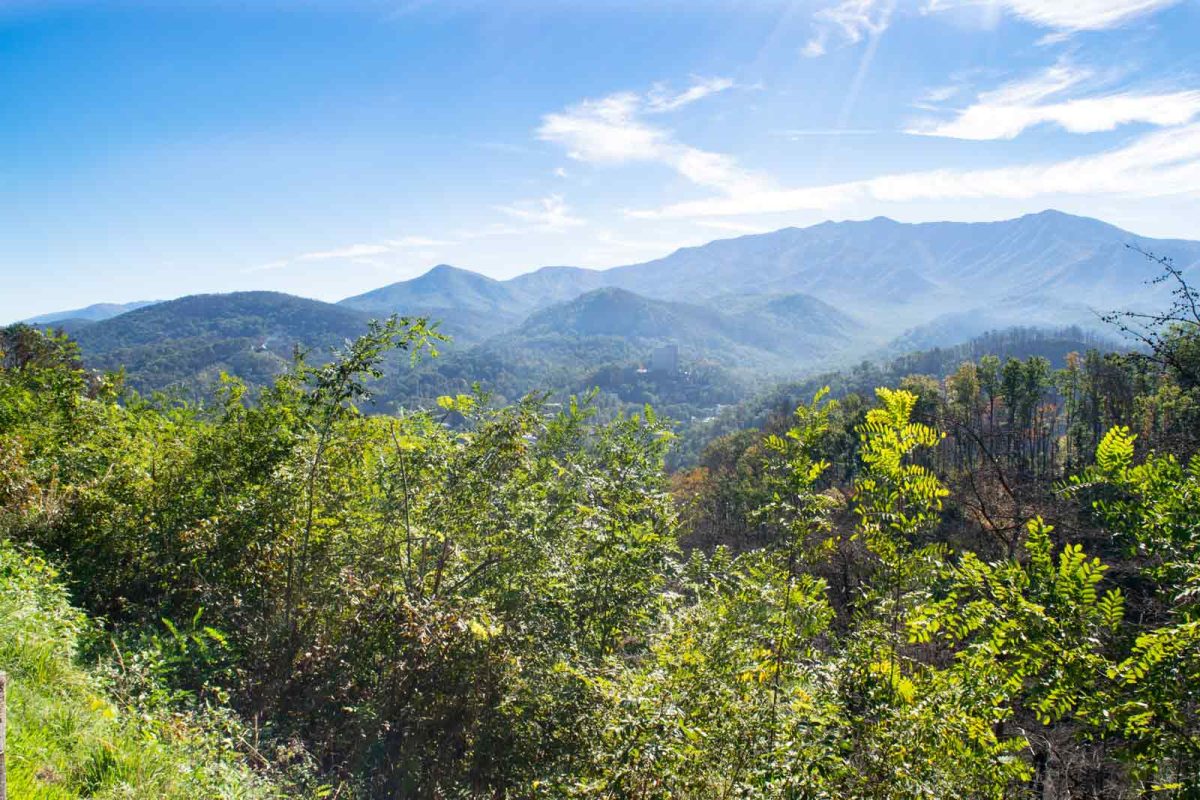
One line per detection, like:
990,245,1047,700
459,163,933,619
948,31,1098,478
1022,208,1076,220
423,263,482,278
340,262,513,318
23,299,159,326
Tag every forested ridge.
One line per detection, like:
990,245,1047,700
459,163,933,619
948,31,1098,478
2,252,1199,798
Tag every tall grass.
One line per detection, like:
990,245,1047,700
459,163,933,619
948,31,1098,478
0,540,282,799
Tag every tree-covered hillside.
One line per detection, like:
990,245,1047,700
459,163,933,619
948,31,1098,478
501,286,856,370
71,291,377,396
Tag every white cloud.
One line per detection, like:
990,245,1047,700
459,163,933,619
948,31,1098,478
911,61,1200,140
802,36,828,58
979,60,1090,105
918,90,1200,139
539,92,667,163
672,148,767,195
924,0,1182,31
246,234,454,273
1001,0,1180,29
804,0,895,57
630,122,1200,218
298,243,393,262
537,79,768,196
645,77,736,112
915,84,963,108
496,194,585,230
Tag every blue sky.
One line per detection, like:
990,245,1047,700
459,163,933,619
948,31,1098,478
3,0,1199,322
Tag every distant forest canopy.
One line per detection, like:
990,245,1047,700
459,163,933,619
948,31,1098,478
29,308,1130,473
2,224,1199,798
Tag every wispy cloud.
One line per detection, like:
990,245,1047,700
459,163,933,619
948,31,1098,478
630,122,1200,218
247,235,453,272
537,78,768,196
924,0,1182,31
495,194,585,230
920,85,963,105
297,243,393,262
539,92,666,163
910,60,1200,140
803,0,895,57
645,77,737,112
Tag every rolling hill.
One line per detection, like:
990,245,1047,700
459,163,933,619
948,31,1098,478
363,286,859,411
73,292,375,395
339,265,524,345
488,287,856,373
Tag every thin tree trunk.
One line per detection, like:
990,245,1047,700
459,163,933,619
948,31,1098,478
1,671,7,800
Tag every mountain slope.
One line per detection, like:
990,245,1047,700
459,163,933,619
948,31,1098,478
504,265,610,308
490,287,857,372
338,265,524,344
74,292,374,394
43,210,1200,406
341,264,514,314
601,211,1200,315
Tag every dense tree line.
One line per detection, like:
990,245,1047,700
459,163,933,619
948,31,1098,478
669,325,1120,468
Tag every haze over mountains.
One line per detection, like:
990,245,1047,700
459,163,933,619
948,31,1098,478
24,211,1200,401
341,210,1198,345
23,300,159,329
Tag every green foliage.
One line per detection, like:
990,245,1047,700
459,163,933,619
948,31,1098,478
909,517,1120,729
855,387,948,559
0,539,290,799
4,317,1200,798
569,554,839,798
2,323,680,796
1068,428,1200,788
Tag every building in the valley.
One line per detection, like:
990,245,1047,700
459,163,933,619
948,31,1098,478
650,344,679,374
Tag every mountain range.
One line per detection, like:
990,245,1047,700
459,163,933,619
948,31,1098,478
20,210,1200,402
340,210,1198,345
